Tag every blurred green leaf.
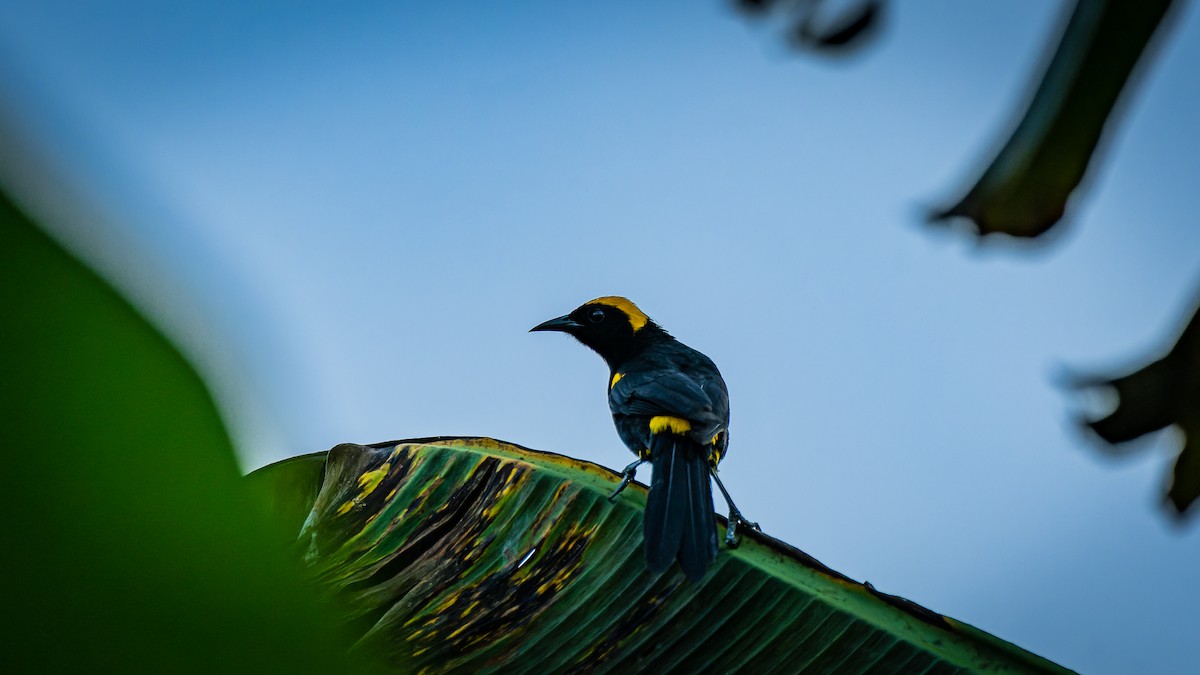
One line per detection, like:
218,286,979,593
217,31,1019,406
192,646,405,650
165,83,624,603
1079,295,1200,516
736,0,884,55
252,437,1071,673
0,188,364,672
932,0,1176,237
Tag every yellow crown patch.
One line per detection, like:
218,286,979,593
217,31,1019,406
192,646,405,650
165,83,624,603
589,296,649,332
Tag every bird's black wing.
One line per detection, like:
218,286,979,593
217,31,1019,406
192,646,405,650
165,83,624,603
609,355,727,442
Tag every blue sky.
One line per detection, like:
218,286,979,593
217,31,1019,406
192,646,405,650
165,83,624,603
2,2,1199,672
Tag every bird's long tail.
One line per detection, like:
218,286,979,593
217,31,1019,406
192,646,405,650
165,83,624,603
643,431,718,581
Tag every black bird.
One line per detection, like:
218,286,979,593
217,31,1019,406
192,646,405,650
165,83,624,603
531,296,757,581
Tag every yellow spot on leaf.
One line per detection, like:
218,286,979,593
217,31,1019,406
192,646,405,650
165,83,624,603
649,416,691,435
357,462,391,497
434,591,461,613
335,461,392,516
590,296,649,332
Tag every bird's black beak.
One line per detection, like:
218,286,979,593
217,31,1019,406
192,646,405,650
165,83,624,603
530,315,581,333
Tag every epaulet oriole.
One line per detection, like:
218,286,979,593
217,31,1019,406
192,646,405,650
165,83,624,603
532,296,757,581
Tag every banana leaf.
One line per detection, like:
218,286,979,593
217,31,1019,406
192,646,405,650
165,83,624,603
0,186,364,672
931,0,1177,238
250,437,1071,673
1076,293,1200,516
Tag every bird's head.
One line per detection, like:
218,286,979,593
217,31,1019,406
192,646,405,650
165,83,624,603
530,296,663,366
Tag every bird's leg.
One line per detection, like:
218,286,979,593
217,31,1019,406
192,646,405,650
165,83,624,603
710,468,760,547
607,458,647,501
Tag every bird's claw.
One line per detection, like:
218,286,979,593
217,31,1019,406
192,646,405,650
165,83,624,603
709,467,757,548
607,459,646,502
723,510,761,548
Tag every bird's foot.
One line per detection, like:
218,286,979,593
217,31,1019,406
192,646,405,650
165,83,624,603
607,459,646,502
709,468,758,547
723,509,761,548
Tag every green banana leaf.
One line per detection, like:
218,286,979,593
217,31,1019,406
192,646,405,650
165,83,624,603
0,187,364,673
1077,294,1200,516
931,0,1176,237
250,437,1072,673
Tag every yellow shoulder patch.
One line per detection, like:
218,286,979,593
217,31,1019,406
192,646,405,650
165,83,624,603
590,296,649,332
610,371,624,389
649,416,692,435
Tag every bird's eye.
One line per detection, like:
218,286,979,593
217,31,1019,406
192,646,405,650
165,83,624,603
589,308,605,323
